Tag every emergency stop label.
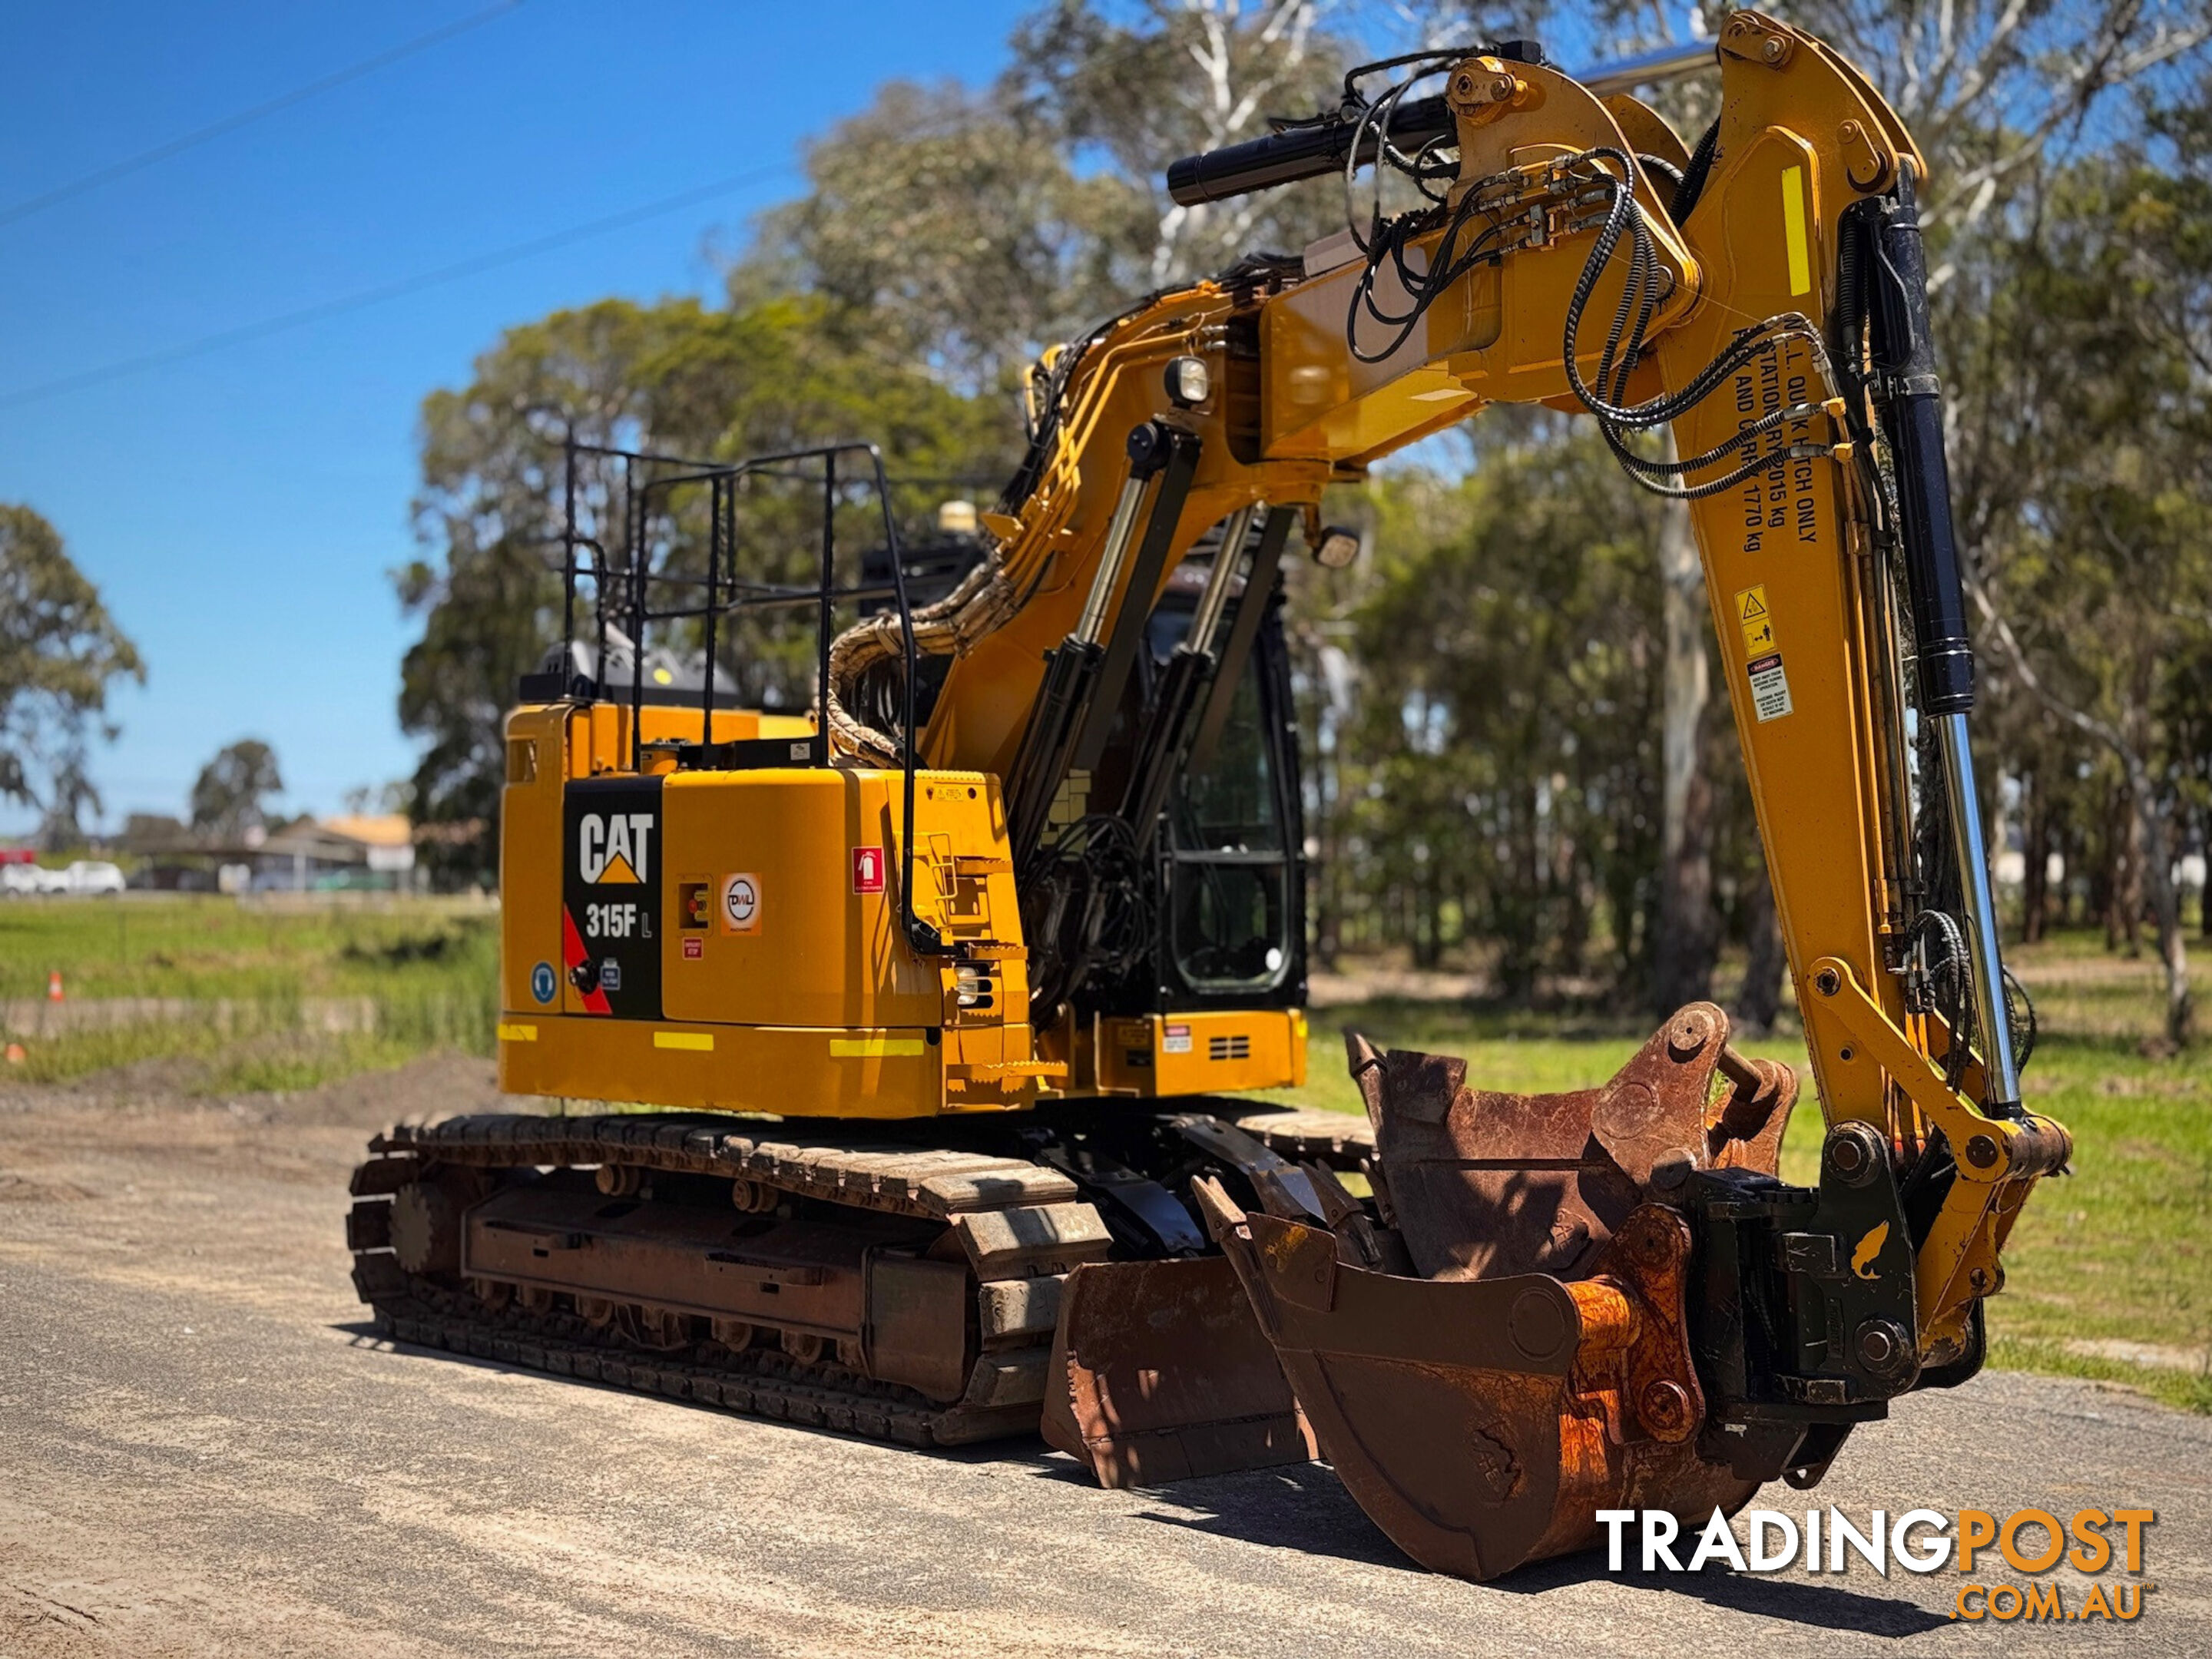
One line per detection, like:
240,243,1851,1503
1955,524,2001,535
1747,651,1794,723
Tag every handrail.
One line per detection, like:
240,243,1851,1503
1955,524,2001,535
554,436,946,962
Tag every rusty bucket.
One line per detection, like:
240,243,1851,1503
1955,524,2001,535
1196,1004,1799,1579
1041,1256,1316,1486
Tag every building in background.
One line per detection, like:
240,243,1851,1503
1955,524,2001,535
120,813,419,892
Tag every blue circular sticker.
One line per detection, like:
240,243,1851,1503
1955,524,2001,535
530,961,557,1005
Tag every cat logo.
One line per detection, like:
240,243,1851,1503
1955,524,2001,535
1852,1220,1890,1280
578,812,654,884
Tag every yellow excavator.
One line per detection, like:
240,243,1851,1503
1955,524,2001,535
346,12,2071,1581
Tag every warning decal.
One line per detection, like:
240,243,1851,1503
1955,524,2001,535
1735,584,1777,656
1747,652,1794,722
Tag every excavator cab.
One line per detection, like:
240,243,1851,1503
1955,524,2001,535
1146,569,1304,1011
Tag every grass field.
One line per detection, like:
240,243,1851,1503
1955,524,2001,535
0,895,497,1094
2,898,2204,1411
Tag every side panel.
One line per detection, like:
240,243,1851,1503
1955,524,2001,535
657,770,939,1031
1092,1009,1306,1097
500,765,1039,1119
498,706,568,1023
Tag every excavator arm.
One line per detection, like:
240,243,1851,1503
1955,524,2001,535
846,10,2069,1572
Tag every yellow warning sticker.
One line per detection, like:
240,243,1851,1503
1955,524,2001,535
1735,584,1777,655
830,1036,929,1058
1781,165,1811,297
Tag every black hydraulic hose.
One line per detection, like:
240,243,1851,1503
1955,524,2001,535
1671,118,1720,222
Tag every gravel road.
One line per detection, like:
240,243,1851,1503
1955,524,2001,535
1,1055,2204,1657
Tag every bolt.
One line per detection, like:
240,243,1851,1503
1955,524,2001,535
1763,37,1785,62
1965,1134,2002,1170
1492,75,1516,99
1667,1009,1713,1058
1815,968,1841,996
1968,1267,1992,1293
1641,1379,1693,1435
1649,1150,1694,1194
1826,1121,1887,1188
1631,1210,1677,1265
1840,120,1863,141
1855,1317,1916,1381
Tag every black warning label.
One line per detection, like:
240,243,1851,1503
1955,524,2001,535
1747,652,1794,723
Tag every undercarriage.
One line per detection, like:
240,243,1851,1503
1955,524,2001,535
346,1002,2004,1580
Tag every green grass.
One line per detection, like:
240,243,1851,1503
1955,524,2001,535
0,896,498,1089
1280,933,2212,1412
0,894,499,1002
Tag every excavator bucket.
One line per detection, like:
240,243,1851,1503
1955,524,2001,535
1194,1004,1803,1579
1041,1257,1314,1485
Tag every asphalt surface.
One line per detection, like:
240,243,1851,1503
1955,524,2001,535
1,1055,2205,1657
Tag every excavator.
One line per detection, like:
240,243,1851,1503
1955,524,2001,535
346,12,2073,1581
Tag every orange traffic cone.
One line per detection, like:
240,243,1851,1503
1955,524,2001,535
46,970,63,1002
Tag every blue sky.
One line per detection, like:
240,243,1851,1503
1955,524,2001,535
0,0,1032,836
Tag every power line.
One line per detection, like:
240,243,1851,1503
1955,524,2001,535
0,164,796,411
0,2,524,231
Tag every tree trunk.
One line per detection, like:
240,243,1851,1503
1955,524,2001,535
1654,475,1715,1012
2123,760,2194,1047
2022,772,2049,944
2105,787,2141,955
1733,830,1786,1035
1313,734,1340,970
2200,806,2211,941
2110,784,2143,957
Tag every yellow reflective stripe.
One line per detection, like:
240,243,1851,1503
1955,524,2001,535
830,1037,928,1058
654,1031,714,1051
1781,165,1811,296
497,1022,537,1043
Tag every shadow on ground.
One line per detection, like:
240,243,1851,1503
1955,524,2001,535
346,1322,1952,1636
1125,1462,1950,1634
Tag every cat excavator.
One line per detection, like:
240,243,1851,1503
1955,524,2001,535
345,12,2072,1581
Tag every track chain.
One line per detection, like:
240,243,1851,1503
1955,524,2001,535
356,1264,1037,1448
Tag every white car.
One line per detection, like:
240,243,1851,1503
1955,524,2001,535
61,861,127,896
0,863,41,896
